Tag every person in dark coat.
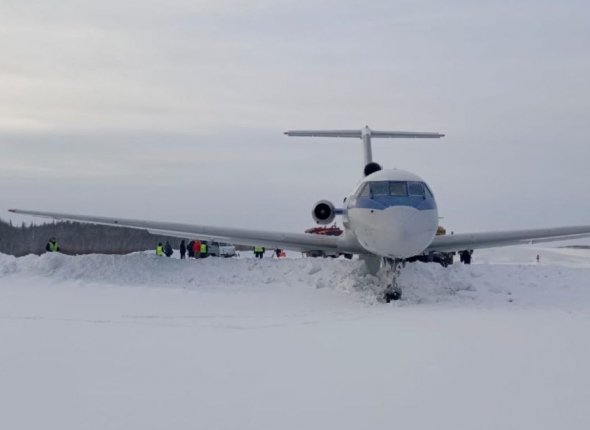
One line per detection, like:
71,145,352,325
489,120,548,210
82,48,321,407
187,240,195,258
164,241,173,258
460,250,472,264
180,240,187,259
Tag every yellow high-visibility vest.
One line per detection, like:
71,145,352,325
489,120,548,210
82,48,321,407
49,242,59,252
254,246,263,253
200,244,207,253
156,245,164,256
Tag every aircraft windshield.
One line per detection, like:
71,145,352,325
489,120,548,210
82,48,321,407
358,181,431,198
370,182,390,196
408,182,425,196
389,182,407,196
363,181,408,196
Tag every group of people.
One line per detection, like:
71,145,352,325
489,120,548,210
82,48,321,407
155,241,174,257
156,242,283,259
156,240,208,259
45,236,284,260
185,240,209,259
255,247,286,258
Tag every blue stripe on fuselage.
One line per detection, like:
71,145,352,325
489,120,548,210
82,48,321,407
348,195,437,211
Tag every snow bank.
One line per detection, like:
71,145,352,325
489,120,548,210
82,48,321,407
2,249,590,430
2,250,589,309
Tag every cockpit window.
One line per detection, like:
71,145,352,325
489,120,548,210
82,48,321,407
389,182,407,196
408,182,425,196
359,181,432,198
370,181,390,196
357,183,370,197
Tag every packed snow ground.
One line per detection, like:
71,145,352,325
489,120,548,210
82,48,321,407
1,247,590,429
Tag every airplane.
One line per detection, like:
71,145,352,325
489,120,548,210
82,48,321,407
10,125,590,302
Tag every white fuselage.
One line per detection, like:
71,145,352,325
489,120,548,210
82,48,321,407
344,169,439,258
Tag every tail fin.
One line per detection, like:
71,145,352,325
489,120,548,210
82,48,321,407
284,125,444,166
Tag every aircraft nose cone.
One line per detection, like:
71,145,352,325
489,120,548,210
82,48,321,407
390,209,436,256
352,206,438,258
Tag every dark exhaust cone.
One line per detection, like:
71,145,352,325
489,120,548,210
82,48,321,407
364,162,382,177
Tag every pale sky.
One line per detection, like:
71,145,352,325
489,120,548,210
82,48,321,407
1,0,589,234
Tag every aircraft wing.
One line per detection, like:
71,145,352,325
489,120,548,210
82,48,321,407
8,209,367,254
426,225,590,253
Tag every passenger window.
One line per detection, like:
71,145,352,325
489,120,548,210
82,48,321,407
370,181,389,196
423,183,434,198
408,182,425,196
389,182,407,196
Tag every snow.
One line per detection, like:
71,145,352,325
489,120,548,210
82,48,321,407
1,247,590,429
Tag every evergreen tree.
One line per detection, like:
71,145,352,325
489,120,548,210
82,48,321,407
0,218,185,257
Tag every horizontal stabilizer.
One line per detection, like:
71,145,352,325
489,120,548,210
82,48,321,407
285,125,445,166
284,130,444,139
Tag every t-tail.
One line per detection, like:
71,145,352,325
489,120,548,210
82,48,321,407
284,125,444,176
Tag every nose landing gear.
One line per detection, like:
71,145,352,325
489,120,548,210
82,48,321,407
361,255,406,303
383,258,404,303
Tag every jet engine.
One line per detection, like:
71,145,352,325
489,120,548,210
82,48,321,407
312,200,336,225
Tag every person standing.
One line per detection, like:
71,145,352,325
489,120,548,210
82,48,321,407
464,250,472,265
155,243,164,256
193,240,201,259
164,241,173,258
253,246,265,259
180,240,187,259
45,237,60,253
200,241,208,258
187,240,195,258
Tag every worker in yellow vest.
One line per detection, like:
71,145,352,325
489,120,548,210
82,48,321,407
45,237,60,253
200,242,208,258
253,246,265,259
155,243,164,256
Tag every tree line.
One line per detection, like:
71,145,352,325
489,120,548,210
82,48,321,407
0,218,185,257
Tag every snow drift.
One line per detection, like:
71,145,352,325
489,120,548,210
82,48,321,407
1,249,589,309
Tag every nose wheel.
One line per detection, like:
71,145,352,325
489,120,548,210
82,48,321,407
384,285,402,302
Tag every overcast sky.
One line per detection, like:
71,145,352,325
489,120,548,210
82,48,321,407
1,0,589,234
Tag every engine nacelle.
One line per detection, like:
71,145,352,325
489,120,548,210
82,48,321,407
312,200,336,225
364,162,382,177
